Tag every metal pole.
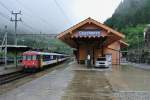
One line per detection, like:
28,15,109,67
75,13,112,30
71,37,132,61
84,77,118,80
11,11,22,45
11,11,22,67
119,50,120,65
14,14,17,45
4,25,7,70
138,33,140,63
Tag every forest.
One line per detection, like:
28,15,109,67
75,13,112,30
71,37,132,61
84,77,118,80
105,0,150,49
104,0,150,63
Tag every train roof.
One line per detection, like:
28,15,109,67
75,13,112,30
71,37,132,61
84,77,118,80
23,51,64,56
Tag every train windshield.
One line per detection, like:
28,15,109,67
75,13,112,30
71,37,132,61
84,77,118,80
32,56,37,60
23,55,37,60
27,56,32,60
23,56,26,60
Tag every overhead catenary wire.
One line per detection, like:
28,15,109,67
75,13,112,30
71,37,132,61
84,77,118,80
0,0,72,33
0,1,10,21
0,1,44,33
21,23,34,33
0,11,10,22
15,0,53,27
0,1,11,13
53,0,72,25
22,21,41,33
15,0,57,33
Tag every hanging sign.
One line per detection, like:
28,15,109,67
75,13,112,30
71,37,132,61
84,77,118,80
78,31,101,37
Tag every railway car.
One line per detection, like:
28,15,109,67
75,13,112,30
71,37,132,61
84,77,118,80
22,51,68,70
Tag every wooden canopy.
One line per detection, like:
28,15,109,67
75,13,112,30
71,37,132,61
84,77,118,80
120,40,129,48
57,17,128,48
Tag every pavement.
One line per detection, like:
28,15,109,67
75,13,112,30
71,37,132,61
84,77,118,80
0,61,114,100
129,62,150,70
0,64,22,75
1,61,150,100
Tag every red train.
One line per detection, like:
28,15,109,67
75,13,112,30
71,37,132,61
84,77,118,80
22,51,68,70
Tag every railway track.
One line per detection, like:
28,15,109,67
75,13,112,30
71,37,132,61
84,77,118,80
0,60,70,85
0,71,30,85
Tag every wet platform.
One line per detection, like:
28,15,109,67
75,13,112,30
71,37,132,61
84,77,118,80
129,62,150,70
1,61,150,100
0,61,114,100
0,64,22,75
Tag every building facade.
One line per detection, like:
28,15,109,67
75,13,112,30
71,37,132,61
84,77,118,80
57,18,128,65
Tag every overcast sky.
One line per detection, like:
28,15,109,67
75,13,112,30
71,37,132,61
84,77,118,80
0,0,122,34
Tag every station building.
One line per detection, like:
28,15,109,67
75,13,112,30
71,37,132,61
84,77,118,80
57,18,128,65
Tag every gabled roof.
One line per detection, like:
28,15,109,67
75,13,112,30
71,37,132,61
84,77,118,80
120,40,129,48
57,17,125,39
57,17,128,48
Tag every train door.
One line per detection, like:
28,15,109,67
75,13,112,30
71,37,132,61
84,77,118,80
56,55,59,62
37,55,41,67
39,55,43,67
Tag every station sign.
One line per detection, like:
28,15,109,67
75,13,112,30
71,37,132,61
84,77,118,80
78,31,101,37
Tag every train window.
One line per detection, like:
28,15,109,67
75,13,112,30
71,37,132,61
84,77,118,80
32,55,37,60
50,55,53,60
43,55,51,61
53,55,56,59
27,56,32,60
23,56,26,60
31,56,33,60
37,55,40,60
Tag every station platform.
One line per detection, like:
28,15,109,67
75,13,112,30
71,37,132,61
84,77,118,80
1,61,150,99
0,61,114,100
129,63,150,70
0,64,22,75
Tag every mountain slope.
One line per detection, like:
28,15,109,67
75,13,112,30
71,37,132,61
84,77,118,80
104,0,150,48
105,0,150,30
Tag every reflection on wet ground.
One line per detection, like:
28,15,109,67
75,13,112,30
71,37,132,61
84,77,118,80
62,63,150,100
106,65,150,91
62,63,114,100
1,61,150,100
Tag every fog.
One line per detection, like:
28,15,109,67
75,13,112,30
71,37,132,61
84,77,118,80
0,0,122,35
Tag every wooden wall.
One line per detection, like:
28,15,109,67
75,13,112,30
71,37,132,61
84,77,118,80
78,41,121,65
104,42,121,65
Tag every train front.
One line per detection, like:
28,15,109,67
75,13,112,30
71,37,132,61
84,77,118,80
22,51,41,70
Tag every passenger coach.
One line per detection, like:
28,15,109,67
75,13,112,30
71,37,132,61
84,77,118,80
22,51,68,70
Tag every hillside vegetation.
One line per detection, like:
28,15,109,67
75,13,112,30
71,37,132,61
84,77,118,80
105,0,150,48
0,33,72,55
